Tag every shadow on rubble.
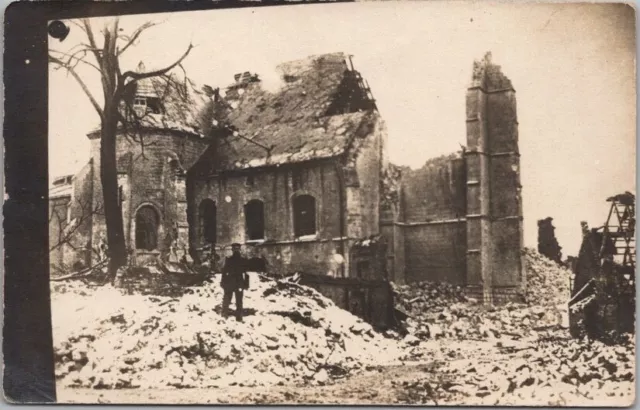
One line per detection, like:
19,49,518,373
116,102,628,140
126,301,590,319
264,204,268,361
114,265,212,297
269,310,322,328
211,305,258,317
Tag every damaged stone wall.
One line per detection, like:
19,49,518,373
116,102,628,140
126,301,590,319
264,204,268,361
391,154,468,284
384,53,524,304
403,222,467,284
537,217,563,264
193,160,346,276
192,111,386,279
379,163,404,277
87,130,210,265
345,115,386,241
400,153,467,222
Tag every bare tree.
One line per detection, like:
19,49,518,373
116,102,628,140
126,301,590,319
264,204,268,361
49,18,193,277
49,196,107,280
49,196,102,253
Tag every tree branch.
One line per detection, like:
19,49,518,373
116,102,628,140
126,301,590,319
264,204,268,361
117,21,158,56
49,48,101,72
49,54,104,119
68,20,88,36
81,18,103,66
50,198,103,252
122,43,194,82
50,258,109,282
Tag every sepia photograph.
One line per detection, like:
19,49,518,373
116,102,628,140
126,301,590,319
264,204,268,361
45,2,635,405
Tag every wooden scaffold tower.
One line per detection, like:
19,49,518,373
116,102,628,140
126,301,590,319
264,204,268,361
569,192,636,340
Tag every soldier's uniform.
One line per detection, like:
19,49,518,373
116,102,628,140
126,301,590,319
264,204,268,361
221,243,249,321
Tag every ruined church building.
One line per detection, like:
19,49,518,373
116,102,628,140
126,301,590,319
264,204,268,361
50,52,524,303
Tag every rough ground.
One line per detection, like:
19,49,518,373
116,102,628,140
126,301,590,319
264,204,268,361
51,249,635,405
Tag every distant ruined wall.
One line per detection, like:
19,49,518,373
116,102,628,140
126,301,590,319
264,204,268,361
49,161,95,273
64,160,95,268
49,196,71,273
386,53,524,304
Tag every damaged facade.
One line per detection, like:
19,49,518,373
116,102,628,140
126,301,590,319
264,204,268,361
50,52,524,303
189,53,386,278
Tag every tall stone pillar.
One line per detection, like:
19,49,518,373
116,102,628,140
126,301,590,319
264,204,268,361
465,52,524,304
465,54,493,304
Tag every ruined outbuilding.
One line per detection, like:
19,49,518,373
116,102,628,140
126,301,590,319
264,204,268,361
50,52,524,303
569,193,636,339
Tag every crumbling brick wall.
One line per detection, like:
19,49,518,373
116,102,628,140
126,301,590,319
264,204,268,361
345,116,386,241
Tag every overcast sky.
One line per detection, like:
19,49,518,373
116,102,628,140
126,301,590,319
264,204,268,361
49,2,636,256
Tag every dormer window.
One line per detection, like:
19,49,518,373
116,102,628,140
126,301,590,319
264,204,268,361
132,97,147,117
131,96,163,117
134,97,147,107
146,97,163,115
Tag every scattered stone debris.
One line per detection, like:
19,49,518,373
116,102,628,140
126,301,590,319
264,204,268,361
397,335,635,406
51,273,406,390
392,248,572,342
51,248,633,406
390,248,634,405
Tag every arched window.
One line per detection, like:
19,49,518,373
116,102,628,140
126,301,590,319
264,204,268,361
245,199,265,240
199,199,217,244
135,206,158,251
293,195,316,237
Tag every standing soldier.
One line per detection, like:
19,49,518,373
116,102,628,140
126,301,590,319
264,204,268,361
221,243,249,322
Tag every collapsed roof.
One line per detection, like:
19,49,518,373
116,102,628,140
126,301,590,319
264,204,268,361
204,52,380,171
85,53,381,172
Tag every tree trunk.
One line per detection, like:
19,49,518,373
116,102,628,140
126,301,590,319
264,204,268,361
185,167,201,265
101,104,127,276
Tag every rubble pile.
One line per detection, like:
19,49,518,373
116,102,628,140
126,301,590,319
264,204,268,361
522,247,572,307
51,274,405,390
392,248,571,342
392,248,633,405
400,335,635,406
